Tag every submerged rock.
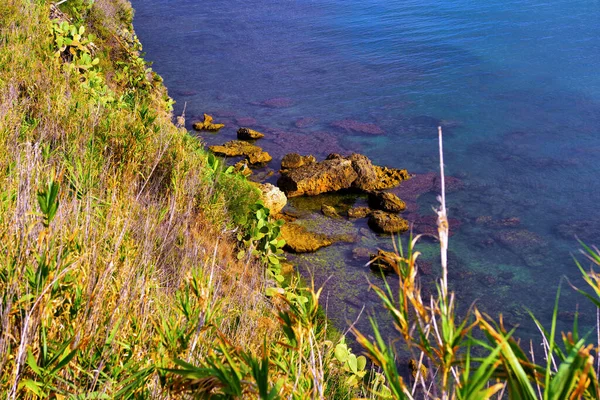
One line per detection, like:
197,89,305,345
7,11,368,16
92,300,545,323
255,183,287,215
331,119,384,135
368,191,406,213
494,229,547,267
193,113,225,132
347,206,372,219
209,140,272,166
321,204,339,218
277,158,358,197
280,223,334,253
281,153,317,170
237,127,265,140
294,117,317,128
368,211,409,234
258,97,294,108
369,249,400,273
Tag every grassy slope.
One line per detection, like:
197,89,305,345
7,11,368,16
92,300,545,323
0,0,292,397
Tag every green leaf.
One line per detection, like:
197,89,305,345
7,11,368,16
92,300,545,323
335,343,348,363
357,355,367,371
348,354,358,374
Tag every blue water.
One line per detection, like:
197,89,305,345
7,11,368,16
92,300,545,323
132,0,600,339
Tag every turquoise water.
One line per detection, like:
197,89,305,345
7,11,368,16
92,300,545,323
132,0,600,339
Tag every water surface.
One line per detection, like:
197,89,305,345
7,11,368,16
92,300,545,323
131,0,600,342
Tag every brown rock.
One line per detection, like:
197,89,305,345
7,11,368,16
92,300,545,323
277,158,358,197
193,113,225,131
347,207,372,219
209,140,271,166
352,247,371,260
368,192,406,213
374,166,411,190
280,223,334,253
368,211,409,234
281,153,316,169
348,153,379,191
237,127,265,140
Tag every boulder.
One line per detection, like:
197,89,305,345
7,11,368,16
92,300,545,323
321,204,339,218
374,166,411,190
237,127,265,140
368,211,409,234
255,183,287,215
368,192,406,213
277,158,358,197
280,223,334,253
208,140,272,166
347,206,372,219
369,249,400,273
193,113,225,132
281,153,316,170
348,154,379,191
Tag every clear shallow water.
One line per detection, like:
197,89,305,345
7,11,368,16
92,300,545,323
132,0,600,340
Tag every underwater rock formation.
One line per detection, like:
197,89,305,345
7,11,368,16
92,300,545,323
331,119,384,135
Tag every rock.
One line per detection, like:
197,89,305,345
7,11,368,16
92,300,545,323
233,160,252,177
209,140,272,166
368,211,409,234
493,229,547,267
259,97,294,108
321,204,339,218
237,127,265,140
352,247,371,260
247,151,272,165
369,249,400,273
281,153,316,170
255,183,287,215
408,359,428,380
234,116,257,126
193,113,225,132
347,153,379,191
347,207,372,219
368,192,406,213
374,166,411,190
331,119,384,135
280,223,334,253
294,117,317,128
277,158,358,197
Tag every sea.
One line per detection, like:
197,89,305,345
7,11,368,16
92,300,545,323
131,0,600,344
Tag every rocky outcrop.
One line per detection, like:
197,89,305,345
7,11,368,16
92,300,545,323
280,223,334,253
368,211,409,234
255,183,287,215
368,192,406,213
281,153,316,170
277,153,409,196
193,113,225,132
208,140,272,166
277,158,358,197
237,127,265,140
233,160,252,177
